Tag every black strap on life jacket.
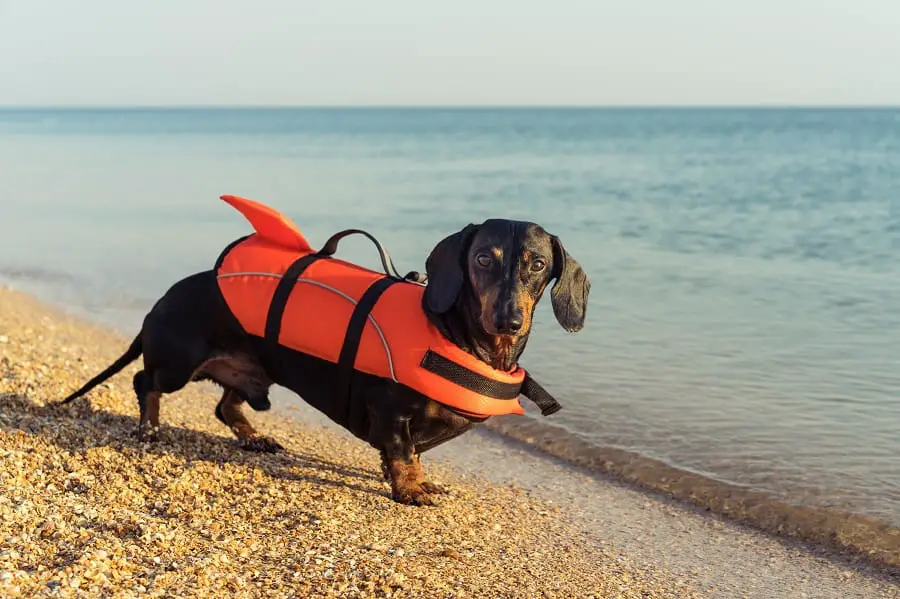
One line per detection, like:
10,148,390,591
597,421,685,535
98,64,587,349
336,276,402,431
263,253,327,358
419,350,522,399
520,372,562,416
318,228,404,279
419,349,562,416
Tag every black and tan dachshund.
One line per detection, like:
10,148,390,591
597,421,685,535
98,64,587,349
59,219,590,505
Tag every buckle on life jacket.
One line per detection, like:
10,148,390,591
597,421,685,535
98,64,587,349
403,271,428,284
419,350,562,417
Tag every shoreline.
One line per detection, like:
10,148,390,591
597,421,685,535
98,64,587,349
4,280,899,575
481,417,900,573
2,284,899,597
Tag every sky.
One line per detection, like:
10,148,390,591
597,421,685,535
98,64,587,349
1,0,899,107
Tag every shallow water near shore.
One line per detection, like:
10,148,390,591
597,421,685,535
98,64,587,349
1,107,898,535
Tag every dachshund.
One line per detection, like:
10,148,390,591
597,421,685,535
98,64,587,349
59,218,590,506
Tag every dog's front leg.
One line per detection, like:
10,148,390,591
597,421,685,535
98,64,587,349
379,418,436,506
381,452,447,496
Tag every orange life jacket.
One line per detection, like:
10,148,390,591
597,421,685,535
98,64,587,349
214,194,560,420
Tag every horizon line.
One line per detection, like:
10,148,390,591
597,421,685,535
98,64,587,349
2,103,900,110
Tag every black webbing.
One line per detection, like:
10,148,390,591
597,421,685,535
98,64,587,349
419,350,522,400
519,372,562,416
336,276,402,429
420,350,562,416
264,254,326,357
318,228,403,279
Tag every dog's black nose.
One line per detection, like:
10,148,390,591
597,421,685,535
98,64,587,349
507,315,523,332
494,312,524,334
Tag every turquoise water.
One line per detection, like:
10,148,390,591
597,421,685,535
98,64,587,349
1,108,898,526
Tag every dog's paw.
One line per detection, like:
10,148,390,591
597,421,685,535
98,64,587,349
391,486,436,506
420,481,449,495
239,435,284,453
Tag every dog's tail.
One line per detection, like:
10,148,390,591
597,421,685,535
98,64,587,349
58,334,143,405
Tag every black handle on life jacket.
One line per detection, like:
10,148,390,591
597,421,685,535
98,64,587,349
317,229,404,280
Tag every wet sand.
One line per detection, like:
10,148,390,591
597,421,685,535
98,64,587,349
1,285,898,598
479,416,900,571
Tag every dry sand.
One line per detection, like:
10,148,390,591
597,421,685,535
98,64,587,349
1,285,898,598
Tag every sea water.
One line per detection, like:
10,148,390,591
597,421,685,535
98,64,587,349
1,107,897,528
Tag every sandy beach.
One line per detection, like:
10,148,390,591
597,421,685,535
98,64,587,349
1,285,898,598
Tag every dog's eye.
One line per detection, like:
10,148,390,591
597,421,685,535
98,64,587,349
476,254,492,268
531,259,546,272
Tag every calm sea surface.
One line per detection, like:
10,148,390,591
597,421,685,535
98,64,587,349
1,108,897,525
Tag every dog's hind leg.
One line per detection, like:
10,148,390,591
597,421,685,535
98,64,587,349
214,388,284,453
133,370,161,443
132,359,201,443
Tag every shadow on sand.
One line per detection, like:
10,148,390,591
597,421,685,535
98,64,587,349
0,392,389,500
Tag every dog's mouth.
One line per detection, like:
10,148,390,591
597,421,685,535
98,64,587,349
479,315,521,369
473,298,529,369
490,336,519,371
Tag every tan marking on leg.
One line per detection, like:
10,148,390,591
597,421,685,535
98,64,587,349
410,454,447,495
138,391,161,442
387,456,435,506
218,389,284,453
219,388,259,439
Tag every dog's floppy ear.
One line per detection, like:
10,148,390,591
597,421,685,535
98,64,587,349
424,224,479,314
550,235,590,332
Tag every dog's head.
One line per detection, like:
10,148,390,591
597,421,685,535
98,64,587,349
423,219,590,361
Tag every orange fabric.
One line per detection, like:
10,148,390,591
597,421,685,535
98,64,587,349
221,194,312,252
216,194,526,418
